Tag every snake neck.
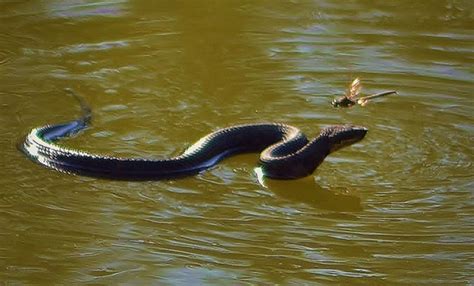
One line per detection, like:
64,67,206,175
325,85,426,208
295,135,331,175
260,134,331,179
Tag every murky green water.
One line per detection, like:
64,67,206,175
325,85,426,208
1,0,473,284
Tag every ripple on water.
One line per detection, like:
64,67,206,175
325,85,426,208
0,32,24,66
46,0,127,19
0,50,12,65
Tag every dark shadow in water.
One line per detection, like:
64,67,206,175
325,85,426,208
264,177,363,212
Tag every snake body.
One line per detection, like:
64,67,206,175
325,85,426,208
20,91,368,180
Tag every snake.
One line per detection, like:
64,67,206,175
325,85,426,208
20,90,368,180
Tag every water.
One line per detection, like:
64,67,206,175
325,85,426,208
1,0,473,284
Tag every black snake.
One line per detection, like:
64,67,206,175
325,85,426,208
20,90,367,180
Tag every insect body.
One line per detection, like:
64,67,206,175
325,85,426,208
332,78,397,108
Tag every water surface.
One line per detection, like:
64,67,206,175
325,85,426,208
1,0,473,284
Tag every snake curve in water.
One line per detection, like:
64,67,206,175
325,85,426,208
20,90,368,180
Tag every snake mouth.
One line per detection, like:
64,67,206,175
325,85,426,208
328,126,368,153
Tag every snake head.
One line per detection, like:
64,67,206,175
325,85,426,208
322,125,368,153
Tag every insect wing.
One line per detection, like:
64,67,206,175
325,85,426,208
347,77,362,99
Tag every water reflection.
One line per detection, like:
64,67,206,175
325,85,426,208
47,0,126,18
264,177,362,212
